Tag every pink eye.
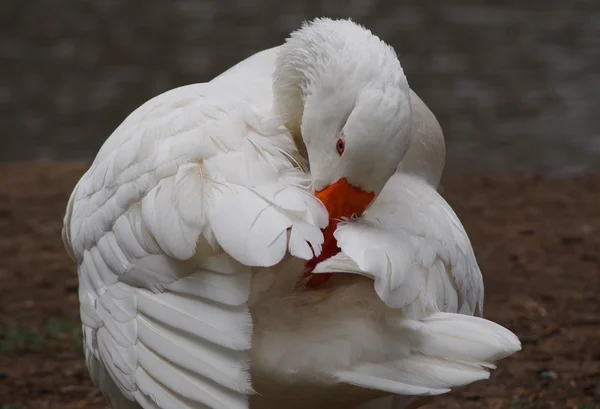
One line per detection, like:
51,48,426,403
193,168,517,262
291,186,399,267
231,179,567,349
336,137,345,156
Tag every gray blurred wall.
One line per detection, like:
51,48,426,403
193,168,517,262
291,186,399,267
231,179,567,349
3,0,599,174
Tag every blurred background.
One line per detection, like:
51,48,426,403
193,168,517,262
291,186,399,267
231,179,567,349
2,0,599,174
2,1,600,409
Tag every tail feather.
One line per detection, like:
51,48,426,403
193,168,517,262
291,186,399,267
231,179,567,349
337,312,521,397
416,312,521,363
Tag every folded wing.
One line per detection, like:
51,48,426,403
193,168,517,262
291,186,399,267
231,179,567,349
314,173,519,399
315,172,483,316
63,85,327,409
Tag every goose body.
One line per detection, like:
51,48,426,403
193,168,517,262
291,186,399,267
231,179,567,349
62,18,520,409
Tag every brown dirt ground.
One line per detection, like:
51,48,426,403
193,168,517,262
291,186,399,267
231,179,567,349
0,163,598,409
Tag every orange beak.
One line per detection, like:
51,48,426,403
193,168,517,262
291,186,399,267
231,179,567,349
315,177,376,223
304,178,375,288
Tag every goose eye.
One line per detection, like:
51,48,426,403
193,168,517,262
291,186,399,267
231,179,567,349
336,137,345,156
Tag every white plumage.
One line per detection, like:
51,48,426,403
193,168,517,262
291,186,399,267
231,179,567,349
62,18,520,409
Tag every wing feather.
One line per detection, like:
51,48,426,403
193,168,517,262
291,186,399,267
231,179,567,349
315,172,483,316
312,173,511,398
63,84,327,409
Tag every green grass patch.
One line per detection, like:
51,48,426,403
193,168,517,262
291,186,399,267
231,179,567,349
0,317,82,353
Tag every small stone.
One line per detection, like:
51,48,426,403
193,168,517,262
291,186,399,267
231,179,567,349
537,369,558,380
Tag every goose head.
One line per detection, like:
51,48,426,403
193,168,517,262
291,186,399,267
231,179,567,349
273,18,412,274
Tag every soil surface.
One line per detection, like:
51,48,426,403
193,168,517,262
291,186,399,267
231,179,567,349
0,163,598,409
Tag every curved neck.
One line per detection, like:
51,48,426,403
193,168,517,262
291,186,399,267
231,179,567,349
397,90,446,189
272,19,399,155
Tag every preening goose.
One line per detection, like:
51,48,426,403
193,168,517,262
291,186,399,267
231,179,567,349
62,18,520,409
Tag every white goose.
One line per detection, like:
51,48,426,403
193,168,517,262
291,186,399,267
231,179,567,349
62,18,520,409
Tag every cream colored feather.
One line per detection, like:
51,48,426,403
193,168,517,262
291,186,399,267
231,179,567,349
63,18,519,409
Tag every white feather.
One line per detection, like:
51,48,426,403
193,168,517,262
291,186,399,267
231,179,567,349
315,172,484,317
334,312,520,396
61,19,518,409
307,173,519,407
62,74,326,409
